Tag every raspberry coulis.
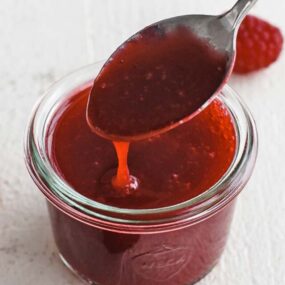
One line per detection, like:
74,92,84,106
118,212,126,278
86,25,230,194
87,26,228,139
46,26,238,285
47,85,237,285
48,86,236,209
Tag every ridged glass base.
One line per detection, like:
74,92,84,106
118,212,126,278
58,252,214,285
59,253,100,285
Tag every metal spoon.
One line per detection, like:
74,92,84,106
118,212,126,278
87,0,257,141
177,0,257,63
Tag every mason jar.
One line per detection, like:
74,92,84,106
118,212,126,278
24,63,258,285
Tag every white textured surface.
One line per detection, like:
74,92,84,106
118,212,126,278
0,0,284,284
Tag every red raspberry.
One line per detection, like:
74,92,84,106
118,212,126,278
234,15,283,74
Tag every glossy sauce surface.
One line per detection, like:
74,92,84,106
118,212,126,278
87,26,228,140
48,86,236,209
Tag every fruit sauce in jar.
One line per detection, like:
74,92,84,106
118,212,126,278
25,24,257,285
25,63,257,284
47,85,236,285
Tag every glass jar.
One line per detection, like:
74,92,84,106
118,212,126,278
24,63,258,285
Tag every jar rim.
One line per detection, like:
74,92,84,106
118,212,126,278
24,63,258,233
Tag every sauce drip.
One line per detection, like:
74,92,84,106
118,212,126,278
112,142,138,193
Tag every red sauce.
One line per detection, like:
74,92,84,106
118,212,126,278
48,86,236,209
43,19,238,285
47,86,237,284
112,142,132,190
47,80,237,284
87,25,228,192
87,26,228,140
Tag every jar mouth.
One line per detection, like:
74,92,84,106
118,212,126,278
24,63,258,232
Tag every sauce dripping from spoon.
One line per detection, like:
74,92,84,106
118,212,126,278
87,0,256,192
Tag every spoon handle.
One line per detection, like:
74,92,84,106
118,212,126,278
223,0,258,30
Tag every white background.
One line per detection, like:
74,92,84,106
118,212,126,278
0,0,284,284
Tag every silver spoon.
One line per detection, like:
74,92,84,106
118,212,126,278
87,0,257,141
176,0,257,67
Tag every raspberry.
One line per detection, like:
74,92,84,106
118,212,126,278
234,15,283,74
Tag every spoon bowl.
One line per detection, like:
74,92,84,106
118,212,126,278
87,0,257,141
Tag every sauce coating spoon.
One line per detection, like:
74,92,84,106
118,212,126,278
87,0,257,141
